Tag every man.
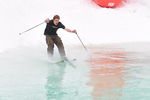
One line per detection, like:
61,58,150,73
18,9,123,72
44,15,76,61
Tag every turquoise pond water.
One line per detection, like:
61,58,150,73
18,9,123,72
0,44,150,100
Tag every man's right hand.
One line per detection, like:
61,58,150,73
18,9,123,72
45,18,50,23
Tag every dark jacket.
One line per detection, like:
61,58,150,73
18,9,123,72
44,20,65,35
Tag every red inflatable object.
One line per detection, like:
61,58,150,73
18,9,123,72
93,0,122,8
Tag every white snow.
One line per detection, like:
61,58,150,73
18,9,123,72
0,0,150,51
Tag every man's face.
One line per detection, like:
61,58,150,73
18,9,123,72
53,19,59,25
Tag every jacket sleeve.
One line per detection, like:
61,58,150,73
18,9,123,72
59,22,65,29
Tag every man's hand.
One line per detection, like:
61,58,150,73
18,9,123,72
71,30,77,33
65,28,77,33
45,18,50,23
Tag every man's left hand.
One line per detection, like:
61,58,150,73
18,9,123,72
72,30,77,33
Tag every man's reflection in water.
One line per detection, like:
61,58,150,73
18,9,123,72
45,62,66,100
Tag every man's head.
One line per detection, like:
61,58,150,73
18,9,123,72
53,15,60,25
